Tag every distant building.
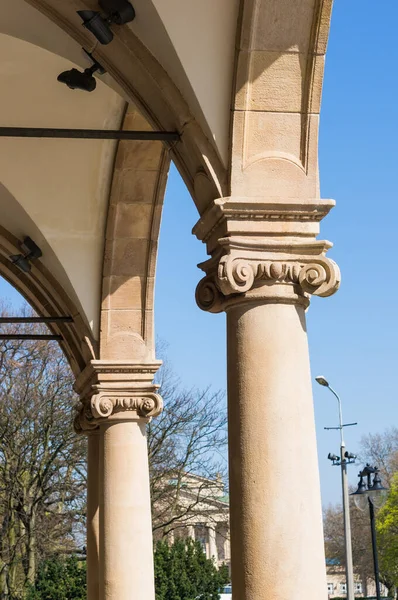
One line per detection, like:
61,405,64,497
158,473,230,571
326,561,389,598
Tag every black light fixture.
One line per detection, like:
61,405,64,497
77,0,135,45
9,237,42,273
327,452,339,463
57,54,105,93
344,451,357,461
327,451,356,467
351,465,388,600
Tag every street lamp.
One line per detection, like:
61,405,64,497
351,465,388,600
315,375,356,600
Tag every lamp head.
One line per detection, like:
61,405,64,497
77,10,114,45
57,56,105,93
57,67,97,92
10,254,31,273
344,451,357,460
315,375,329,387
370,471,388,494
77,2,135,46
351,468,388,510
9,237,42,273
352,475,367,496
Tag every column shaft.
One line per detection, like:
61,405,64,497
87,434,100,600
99,419,155,600
227,302,326,600
208,526,218,563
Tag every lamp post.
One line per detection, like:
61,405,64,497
315,376,355,600
351,465,388,600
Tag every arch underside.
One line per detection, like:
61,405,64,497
0,0,334,374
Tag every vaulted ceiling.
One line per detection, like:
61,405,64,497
0,0,333,370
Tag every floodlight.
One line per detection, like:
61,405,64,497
77,10,114,45
9,237,42,273
57,55,105,92
344,451,357,460
77,1,135,46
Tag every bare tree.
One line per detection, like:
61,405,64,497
0,314,229,598
0,308,86,600
323,427,398,598
148,350,228,538
324,503,375,596
359,428,398,486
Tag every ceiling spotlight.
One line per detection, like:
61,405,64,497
10,237,42,273
57,55,105,92
77,0,135,45
10,255,31,273
77,10,113,45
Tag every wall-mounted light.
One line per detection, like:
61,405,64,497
9,237,42,273
77,0,135,45
57,53,105,92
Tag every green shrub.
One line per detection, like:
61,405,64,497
25,556,86,600
154,539,229,600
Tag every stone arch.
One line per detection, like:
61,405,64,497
23,0,228,214
0,22,174,373
100,107,170,361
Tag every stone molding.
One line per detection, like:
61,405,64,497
194,197,340,313
73,360,163,433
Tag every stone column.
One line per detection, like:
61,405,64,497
74,382,101,600
224,532,230,562
187,525,195,540
195,197,340,600
208,526,218,563
75,360,162,600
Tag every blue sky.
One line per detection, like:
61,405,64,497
1,0,397,506
155,0,398,506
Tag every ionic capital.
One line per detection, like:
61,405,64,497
73,360,163,433
194,197,340,312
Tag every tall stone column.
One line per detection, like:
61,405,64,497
195,197,340,600
74,381,102,600
75,360,162,600
208,526,218,563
